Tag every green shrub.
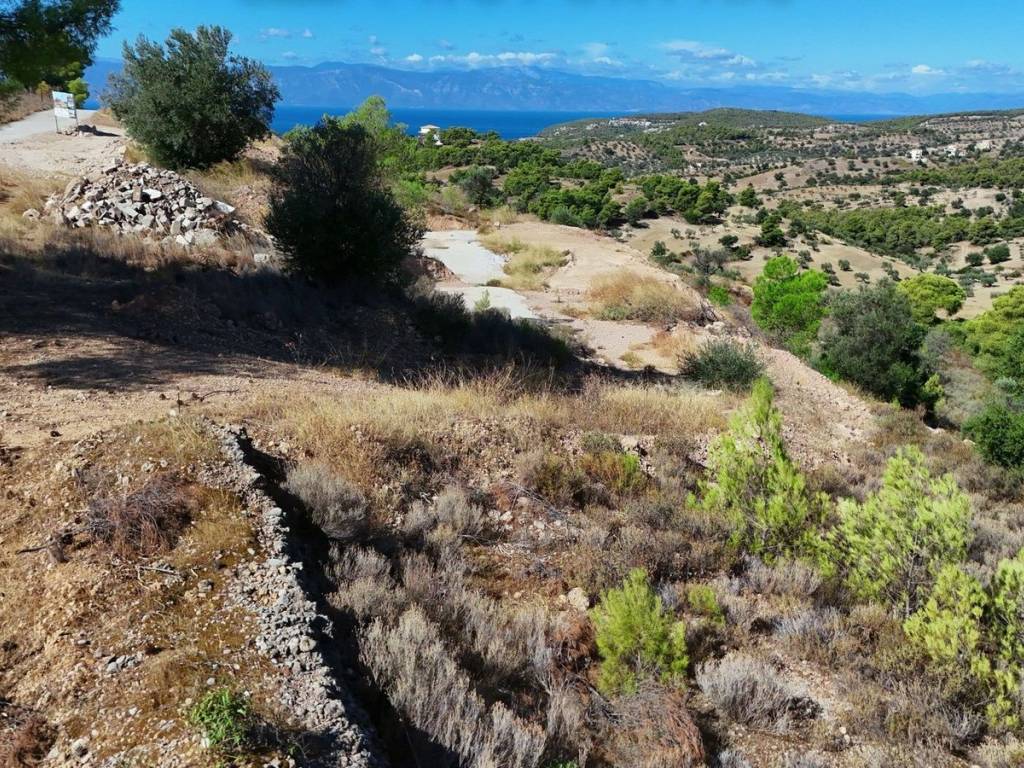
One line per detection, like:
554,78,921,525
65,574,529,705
897,273,966,324
816,280,927,406
986,243,1012,264
707,284,732,306
266,116,422,285
680,338,764,392
823,447,971,610
905,555,1024,729
965,403,1024,469
686,584,725,625
751,256,828,356
590,568,688,695
187,688,252,755
453,165,497,206
963,286,1024,378
107,26,279,169
579,451,648,496
697,379,826,561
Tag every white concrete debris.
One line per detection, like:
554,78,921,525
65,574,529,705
43,160,241,249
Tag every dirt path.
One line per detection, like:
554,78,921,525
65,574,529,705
425,220,881,465
0,109,125,176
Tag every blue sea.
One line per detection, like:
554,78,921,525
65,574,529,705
270,106,626,139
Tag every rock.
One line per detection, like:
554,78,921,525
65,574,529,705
566,587,590,612
70,737,89,758
192,228,218,248
253,252,272,264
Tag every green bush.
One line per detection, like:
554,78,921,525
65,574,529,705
697,379,826,561
453,165,497,206
707,285,732,306
266,116,422,285
751,256,828,356
590,568,688,695
680,338,764,392
905,555,1024,729
686,584,725,625
187,688,253,755
896,273,966,324
965,403,1024,469
816,280,927,405
823,447,971,610
963,286,1024,378
107,26,279,169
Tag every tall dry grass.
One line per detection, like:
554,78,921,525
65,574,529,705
254,372,731,489
588,272,700,324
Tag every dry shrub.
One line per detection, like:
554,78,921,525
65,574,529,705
285,462,367,542
87,475,193,559
741,557,821,599
603,684,705,768
550,610,596,673
972,736,1024,768
716,750,752,768
0,714,54,768
361,606,546,768
851,677,984,750
696,653,811,733
399,552,550,685
328,546,404,621
404,486,488,548
588,272,701,324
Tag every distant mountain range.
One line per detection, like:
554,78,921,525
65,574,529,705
84,59,1024,118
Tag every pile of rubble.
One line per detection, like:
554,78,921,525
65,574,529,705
39,159,239,248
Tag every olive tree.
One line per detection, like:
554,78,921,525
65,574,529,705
107,26,279,169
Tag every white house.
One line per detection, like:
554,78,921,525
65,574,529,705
909,148,925,162
418,124,443,146
975,139,994,152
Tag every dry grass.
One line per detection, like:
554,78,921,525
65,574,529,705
256,375,729,486
588,272,701,324
186,156,267,207
0,91,47,125
0,169,63,220
86,475,195,559
479,235,567,290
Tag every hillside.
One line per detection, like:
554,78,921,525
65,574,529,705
2,77,1024,768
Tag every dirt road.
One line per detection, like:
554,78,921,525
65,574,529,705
0,108,125,176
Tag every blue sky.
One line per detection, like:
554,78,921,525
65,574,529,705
95,0,1024,94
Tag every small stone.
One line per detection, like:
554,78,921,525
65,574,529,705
566,587,590,612
70,737,89,758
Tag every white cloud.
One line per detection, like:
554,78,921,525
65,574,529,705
301,29,314,39
261,27,291,39
405,53,424,63
911,64,944,76
282,51,299,61
438,39,455,51
370,46,387,57
428,50,559,68
662,39,757,67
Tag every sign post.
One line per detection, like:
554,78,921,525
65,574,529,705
52,91,78,134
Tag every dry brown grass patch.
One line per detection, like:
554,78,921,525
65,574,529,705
588,272,701,324
86,475,195,559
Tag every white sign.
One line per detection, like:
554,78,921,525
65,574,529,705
52,91,77,121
